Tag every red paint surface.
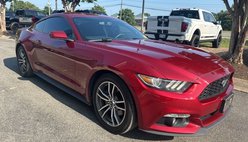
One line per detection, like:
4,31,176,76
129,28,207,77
17,13,235,135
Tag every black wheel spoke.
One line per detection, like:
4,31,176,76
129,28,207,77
101,107,111,118
98,88,110,100
97,93,109,102
113,108,120,125
98,104,109,112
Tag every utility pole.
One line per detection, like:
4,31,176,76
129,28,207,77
55,0,58,10
48,0,51,15
12,0,15,12
141,0,145,33
120,0,123,20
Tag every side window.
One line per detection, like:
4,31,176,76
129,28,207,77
208,13,216,23
16,10,24,16
203,11,216,23
203,11,209,22
43,17,75,39
37,12,45,16
34,20,46,32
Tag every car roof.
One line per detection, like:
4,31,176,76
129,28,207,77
51,12,110,19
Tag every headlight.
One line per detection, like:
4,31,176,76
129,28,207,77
137,74,192,92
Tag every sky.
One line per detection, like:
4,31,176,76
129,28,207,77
8,0,233,16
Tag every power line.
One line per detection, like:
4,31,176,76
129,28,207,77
124,0,223,6
123,3,171,12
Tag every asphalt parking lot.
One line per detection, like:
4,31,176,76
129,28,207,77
0,38,248,142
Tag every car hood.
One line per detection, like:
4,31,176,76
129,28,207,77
88,39,233,79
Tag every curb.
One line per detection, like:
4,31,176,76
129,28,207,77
233,78,248,93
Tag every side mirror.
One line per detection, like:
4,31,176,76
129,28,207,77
217,21,222,25
212,21,218,25
50,31,68,40
213,21,221,25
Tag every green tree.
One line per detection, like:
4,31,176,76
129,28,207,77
118,8,136,26
0,0,12,34
10,0,40,11
214,10,232,31
61,0,97,12
223,0,248,64
91,5,106,14
144,13,150,17
43,5,52,15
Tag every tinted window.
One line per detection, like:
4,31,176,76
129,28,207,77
170,10,200,19
6,12,14,17
25,10,37,16
16,10,25,16
34,20,46,32
37,12,46,16
73,17,145,40
203,11,216,23
43,17,75,39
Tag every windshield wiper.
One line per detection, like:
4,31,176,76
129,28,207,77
130,38,144,40
88,38,112,42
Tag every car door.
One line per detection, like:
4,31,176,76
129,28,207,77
34,17,79,89
202,11,219,39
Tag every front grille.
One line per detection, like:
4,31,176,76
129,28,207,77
199,75,231,100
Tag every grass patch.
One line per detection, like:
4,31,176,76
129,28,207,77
220,38,230,48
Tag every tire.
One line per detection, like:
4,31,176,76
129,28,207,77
16,46,33,77
11,22,19,34
212,33,222,48
190,34,200,47
92,74,136,134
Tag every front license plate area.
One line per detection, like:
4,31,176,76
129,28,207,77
220,93,234,113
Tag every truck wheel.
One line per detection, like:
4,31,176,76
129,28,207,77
190,34,200,47
11,23,19,34
212,34,222,48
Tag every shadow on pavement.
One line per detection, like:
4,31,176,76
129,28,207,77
3,57,174,141
0,31,16,40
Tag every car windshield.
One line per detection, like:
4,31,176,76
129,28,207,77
170,10,200,19
73,17,145,41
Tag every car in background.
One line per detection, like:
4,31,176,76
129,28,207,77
15,12,234,136
6,9,46,33
6,11,15,30
145,8,222,48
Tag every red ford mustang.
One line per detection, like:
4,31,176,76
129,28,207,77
16,13,234,136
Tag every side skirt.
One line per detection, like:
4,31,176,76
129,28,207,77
34,72,90,105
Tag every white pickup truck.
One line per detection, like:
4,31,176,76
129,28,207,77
145,8,222,48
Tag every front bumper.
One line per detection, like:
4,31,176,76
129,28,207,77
144,32,192,42
140,106,232,136
131,75,234,136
